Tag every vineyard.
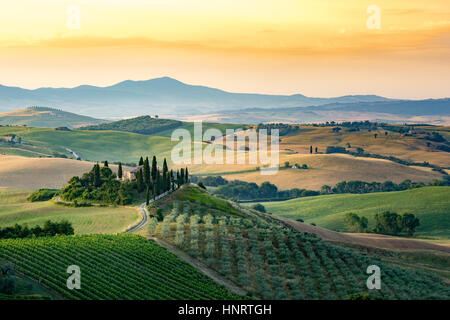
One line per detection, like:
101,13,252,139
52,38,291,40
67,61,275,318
0,234,240,300
149,187,450,300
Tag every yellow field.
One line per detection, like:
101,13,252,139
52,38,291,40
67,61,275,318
0,155,118,189
187,125,448,189
190,153,443,190
280,126,450,168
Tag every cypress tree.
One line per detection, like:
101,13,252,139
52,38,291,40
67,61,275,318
93,163,101,188
136,169,144,193
146,186,150,205
118,162,123,179
151,156,157,182
157,171,162,195
143,157,150,185
170,170,175,191
310,146,313,154
163,158,168,175
180,168,185,185
176,170,180,188
185,167,189,184
104,160,109,167
162,172,167,193
138,156,144,166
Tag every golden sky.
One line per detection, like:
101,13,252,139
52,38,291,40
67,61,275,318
0,0,449,98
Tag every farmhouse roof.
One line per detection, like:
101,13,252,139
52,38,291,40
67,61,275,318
128,165,144,173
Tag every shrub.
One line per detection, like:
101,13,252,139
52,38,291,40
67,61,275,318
27,189,60,202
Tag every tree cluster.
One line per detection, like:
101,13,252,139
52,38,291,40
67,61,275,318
61,163,133,205
374,211,420,236
0,220,74,239
214,180,319,201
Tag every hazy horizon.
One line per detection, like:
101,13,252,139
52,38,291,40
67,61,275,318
1,76,449,101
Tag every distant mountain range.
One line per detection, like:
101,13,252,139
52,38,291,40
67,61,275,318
195,99,450,125
0,106,105,128
0,77,392,118
0,77,448,124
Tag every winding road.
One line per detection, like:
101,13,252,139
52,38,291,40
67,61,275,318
125,191,170,233
125,203,149,233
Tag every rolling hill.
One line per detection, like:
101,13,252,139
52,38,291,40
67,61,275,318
202,153,444,191
134,185,450,299
259,186,450,238
0,106,106,128
0,156,105,189
0,188,141,234
0,126,177,163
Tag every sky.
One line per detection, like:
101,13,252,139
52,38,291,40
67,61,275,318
0,0,449,99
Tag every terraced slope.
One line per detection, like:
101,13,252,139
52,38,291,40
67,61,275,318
138,185,450,300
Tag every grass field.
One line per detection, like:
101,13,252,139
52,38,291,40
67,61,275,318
0,126,176,163
259,186,450,238
0,188,141,234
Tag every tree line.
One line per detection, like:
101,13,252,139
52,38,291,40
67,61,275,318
320,179,449,195
205,176,449,202
213,180,320,201
0,220,74,239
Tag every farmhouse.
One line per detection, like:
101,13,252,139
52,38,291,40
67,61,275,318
123,165,143,181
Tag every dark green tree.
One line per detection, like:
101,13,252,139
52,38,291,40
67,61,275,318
374,211,402,235
170,170,175,190
163,158,168,174
138,156,144,166
136,169,144,193
185,167,189,183
146,186,150,205
117,162,123,179
310,146,313,154
143,157,150,185
176,170,181,188
151,156,158,182
104,160,109,167
180,168,185,185
401,213,420,236
93,163,101,188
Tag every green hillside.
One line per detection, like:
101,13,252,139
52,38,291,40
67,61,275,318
0,234,239,300
0,189,141,234
0,107,105,128
0,119,245,163
80,115,182,135
0,126,176,163
260,186,450,238
135,185,450,300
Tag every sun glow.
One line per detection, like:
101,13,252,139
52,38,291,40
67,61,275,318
0,0,449,98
